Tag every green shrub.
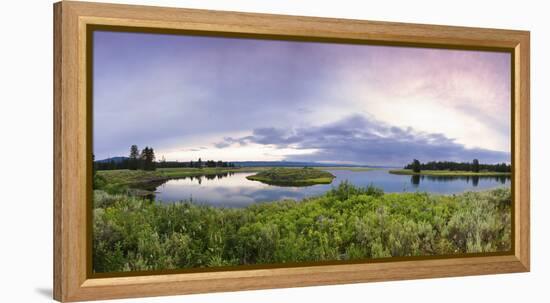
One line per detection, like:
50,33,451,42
92,184,511,273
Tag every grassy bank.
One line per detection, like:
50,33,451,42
93,182,511,273
95,167,252,194
246,167,336,186
388,169,511,177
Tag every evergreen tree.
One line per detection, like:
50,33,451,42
146,147,156,170
472,159,480,173
140,146,156,171
129,145,140,170
412,159,421,173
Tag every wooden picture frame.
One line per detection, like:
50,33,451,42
53,1,530,301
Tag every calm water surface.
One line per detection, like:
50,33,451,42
154,169,510,207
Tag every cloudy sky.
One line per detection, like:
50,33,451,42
93,30,511,166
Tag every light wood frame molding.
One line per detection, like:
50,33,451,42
53,1,530,301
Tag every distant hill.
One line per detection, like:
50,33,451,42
95,156,129,163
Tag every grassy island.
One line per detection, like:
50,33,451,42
388,169,511,177
246,167,336,186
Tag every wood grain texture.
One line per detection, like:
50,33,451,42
514,33,530,270
54,1,89,301
53,1,530,301
53,2,63,300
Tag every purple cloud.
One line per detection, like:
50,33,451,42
92,30,510,164
216,115,509,166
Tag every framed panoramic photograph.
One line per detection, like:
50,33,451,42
53,1,530,302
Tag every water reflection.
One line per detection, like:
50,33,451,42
411,175,420,186
154,169,511,207
185,172,235,184
411,174,509,188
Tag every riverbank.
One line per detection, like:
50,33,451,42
95,167,248,194
92,183,512,273
388,169,511,177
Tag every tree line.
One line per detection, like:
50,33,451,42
93,145,236,171
405,159,511,173
156,158,236,169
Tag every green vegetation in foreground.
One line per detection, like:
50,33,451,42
93,182,511,273
388,169,511,177
246,167,336,186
